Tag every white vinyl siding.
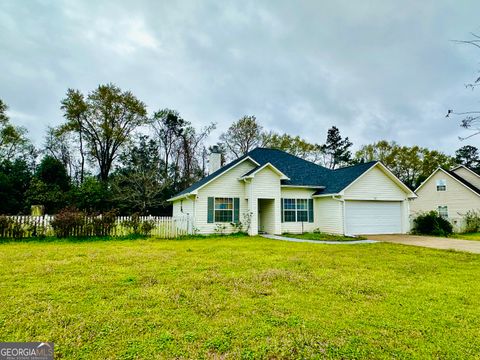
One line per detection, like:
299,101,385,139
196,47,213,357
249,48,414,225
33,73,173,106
346,201,402,235
249,167,282,235
172,198,194,218
315,197,344,234
344,166,407,200
194,159,256,234
411,169,480,231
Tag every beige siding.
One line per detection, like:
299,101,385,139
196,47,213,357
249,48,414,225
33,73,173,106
194,160,256,234
315,197,344,234
344,166,407,200
411,169,480,230
453,167,480,189
250,167,282,234
280,188,316,233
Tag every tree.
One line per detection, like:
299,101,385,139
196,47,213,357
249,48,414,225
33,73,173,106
355,141,455,189
25,156,71,214
261,131,323,163
60,84,148,182
447,32,480,139
220,115,262,159
0,159,32,214
455,145,480,172
0,99,33,161
111,136,166,215
320,126,353,169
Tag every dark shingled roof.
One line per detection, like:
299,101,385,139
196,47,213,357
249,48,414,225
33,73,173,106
445,169,480,195
171,147,378,199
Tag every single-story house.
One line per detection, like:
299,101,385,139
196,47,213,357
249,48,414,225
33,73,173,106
410,165,480,230
169,147,417,236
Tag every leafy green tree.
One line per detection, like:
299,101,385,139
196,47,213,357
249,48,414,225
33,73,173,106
0,99,33,161
220,115,263,159
355,141,455,189
455,145,480,172
111,136,167,215
0,159,32,214
60,84,148,182
70,177,111,213
25,156,70,214
261,132,323,163
320,126,353,169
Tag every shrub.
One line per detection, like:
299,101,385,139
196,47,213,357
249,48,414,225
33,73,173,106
51,207,85,238
411,211,453,237
0,216,14,237
122,213,155,236
462,210,480,233
90,209,118,236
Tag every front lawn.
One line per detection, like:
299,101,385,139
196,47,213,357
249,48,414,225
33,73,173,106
1,236,479,358
453,232,480,241
284,232,366,241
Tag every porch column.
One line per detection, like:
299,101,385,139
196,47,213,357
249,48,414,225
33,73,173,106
273,198,282,235
248,197,258,236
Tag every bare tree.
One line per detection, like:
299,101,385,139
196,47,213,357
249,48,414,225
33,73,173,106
220,115,263,159
447,32,480,139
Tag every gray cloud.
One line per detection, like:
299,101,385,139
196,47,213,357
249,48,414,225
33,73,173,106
1,0,479,154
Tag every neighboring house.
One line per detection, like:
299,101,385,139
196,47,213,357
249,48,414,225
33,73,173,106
169,147,416,236
411,165,480,230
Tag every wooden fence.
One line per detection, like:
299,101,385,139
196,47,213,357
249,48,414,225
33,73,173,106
0,215,193,239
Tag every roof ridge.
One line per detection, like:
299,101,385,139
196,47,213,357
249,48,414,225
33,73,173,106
333,160,378,171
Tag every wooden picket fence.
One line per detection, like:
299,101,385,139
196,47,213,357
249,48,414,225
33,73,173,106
0,215,193,239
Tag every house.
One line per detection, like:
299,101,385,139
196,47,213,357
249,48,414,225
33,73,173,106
410,165,480,230
169,147,416,236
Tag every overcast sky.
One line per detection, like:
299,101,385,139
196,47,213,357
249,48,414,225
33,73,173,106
1,0,479,154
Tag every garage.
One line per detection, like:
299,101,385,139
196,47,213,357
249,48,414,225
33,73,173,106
345,201,402,235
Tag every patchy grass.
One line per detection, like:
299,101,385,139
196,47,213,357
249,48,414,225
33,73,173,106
453,232,480,241
1,236,480,359
284,232,367,241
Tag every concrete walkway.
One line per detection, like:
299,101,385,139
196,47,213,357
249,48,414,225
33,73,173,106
261,234,378,245
368,234,480,254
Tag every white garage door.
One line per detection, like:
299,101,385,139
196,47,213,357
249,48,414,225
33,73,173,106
345,201,402,235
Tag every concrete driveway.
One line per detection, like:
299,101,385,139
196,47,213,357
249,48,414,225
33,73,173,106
368,234,480,254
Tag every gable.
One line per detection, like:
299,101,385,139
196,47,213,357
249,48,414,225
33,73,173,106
452,166,480,189
416,169,480,198
344,165,410,200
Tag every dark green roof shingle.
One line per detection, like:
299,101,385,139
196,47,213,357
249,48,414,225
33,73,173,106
171,148,378,199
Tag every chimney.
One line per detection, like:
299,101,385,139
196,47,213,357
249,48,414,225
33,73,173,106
209,145,222,174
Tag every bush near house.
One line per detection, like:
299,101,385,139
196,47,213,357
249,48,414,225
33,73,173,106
411,211,453,237
462,210,480,233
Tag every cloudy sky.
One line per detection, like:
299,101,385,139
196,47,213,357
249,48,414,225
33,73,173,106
1,0,479,154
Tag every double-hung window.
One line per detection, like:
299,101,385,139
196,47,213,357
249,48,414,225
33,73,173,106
282,198,313,223
214,197,233,222
283,199,297,222
438,206,448,219
436,179,447,192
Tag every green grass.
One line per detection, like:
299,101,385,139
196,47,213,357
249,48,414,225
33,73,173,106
1,236,480,359
284,232,367,241
452,232,480,241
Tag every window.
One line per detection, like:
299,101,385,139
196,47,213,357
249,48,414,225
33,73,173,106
296,199,308,222
283,198,297,222
214,197,233,222
438,206,448,219
436,179,447,191
282,198,313,222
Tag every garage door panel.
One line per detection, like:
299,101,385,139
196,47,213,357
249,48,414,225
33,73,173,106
346,201,402,235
